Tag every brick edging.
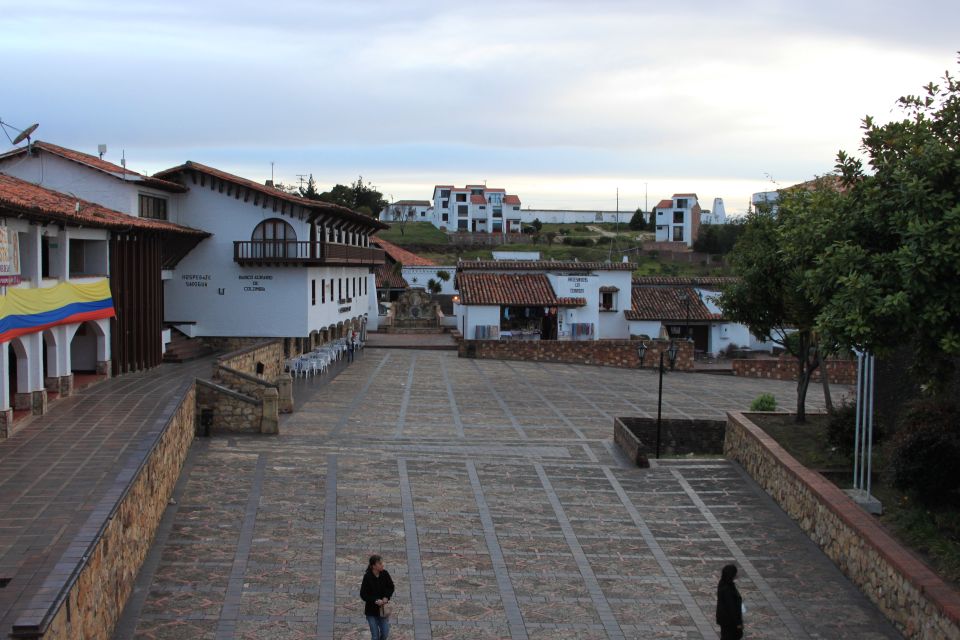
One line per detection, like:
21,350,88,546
725,411,960,639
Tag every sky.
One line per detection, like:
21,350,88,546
1,0,957,214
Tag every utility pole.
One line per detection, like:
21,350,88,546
296,174,308,190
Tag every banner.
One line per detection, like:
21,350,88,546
0,279,115,343
0,227,21,286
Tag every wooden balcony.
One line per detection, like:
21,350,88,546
233,241,385,266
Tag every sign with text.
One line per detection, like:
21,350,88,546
0,227,21,285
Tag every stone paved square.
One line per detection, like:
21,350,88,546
115,350,902,639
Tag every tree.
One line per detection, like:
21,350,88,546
390,205,415,236
531,218,542,232
300,174,321,200
318,176,388,217
629,208,646,230
693,221,745,255
435,270,451,283
815,63,960,393
718,178,845,422
544,231,558,246
427,278,442,296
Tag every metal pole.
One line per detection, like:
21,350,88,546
656,351,665,459
853,351,863,489
866,353,875,495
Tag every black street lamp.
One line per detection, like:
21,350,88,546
637,341,649,368
655,340,681,459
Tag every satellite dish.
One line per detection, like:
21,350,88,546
12,123,39,145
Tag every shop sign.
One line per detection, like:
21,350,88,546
0,226,21,285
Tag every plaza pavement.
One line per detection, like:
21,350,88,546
116,349,901,639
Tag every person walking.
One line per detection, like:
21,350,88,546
716,563,744,639
360,554,394,640
347,334,355,363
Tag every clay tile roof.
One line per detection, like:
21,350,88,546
485,188,506,192
626,286,723,321
654,199,674,209
457,272,561,306
394,200,431,206
458,260,634,272
470,194,486,205
374,264,408,289
503,195,521,205
0,173,208,235
673,193,698,198
372,238,437,266
0,141,187,193
599,285,620,293
632,276,738,288
154,161,387,230
556,297,587,307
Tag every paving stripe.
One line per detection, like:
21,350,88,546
316,454,338,637
669,466,809,639
439,354,465,439
534,462,624,640
466,460,528,639
329,352,391,438
502,361,591,444
470,360,527,440
398,458,431,639
394,353,418,438
215,454,267,640
600,466,718,638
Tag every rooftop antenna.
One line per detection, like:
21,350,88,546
296,174,308,190
271,161,275,184
98,144,107,159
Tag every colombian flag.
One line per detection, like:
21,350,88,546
0,280,115,343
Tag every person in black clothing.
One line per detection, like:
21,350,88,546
360,554,395,640
716,563,744,639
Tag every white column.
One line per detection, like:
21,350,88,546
0,341,9,411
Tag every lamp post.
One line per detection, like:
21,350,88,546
637,341,648,368
655,340,680,459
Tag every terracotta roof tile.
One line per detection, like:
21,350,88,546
0,173,208,235
556,297,587,307
470,194,487,205
654,199,675,209
373,238,437,266
626,286,722,321
374,264,408,289
599,285,620,293
632,276,738,287
457,272,561,306
155,161,387,230
458,260,634,272
503,195,521,205
0,141,187,193
673,193,698,198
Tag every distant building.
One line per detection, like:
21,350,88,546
700,197,727,225
654,194,701,247
381,200,432,223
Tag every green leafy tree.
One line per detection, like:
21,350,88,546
544,231,558,245
427,278,442,296
816,63,960,392
390,205,415,236
300,174,321,200
531,218,542,232
629,208,645,230
718,178,844,422
319,176,388,217
435,270,451,282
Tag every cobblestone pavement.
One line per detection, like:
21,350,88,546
116,350,901,639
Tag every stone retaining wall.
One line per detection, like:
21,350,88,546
724,411,960,640
459,338,694,371
11,384,197,639
215,339,285,381
614,416,726,467
196,379,263,434
732,356,856,385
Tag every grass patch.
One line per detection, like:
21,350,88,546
375,222,448,245
749,412,960,589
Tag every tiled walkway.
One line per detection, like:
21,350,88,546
116,349,901,639
0,358,213,634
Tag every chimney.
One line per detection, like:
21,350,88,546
265,179,274,188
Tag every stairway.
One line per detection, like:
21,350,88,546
163,328,215,363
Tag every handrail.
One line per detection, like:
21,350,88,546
233,241,384,265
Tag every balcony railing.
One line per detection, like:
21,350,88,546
233,241,385,266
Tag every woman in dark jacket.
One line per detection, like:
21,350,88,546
716,563,744,639
360,554,395,640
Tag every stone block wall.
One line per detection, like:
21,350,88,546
615,416,726,467
731,356,856,385
196,379,262,434
459,338,694,371
215,339,285,382
14,384,196,639
724,411,960,640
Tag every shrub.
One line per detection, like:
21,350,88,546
888,399,960,505
722,342,740,358
562,237,595,247
825,400,882,458
750,393,777,411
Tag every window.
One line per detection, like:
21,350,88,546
311,279,316,306
513,206,519,211
673,211,684,223
441,199,449,208
672,227,684,242
251,218,297,258
338,279,342,301
322,278,326,303
657,210,664,216
600,291,616,311
364,278,368,295
457,205,468,216
479,205,486,210
676,198,688,208
139,194,168,220
420,211,426,217
442,213,449,222
456,193,466,202
440,189,450,198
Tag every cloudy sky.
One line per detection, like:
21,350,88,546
2,1,957,213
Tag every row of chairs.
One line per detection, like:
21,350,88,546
286,338,364,379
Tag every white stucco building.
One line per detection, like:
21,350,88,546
700,197,727,225
454,260,634,340
654,194,701,247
